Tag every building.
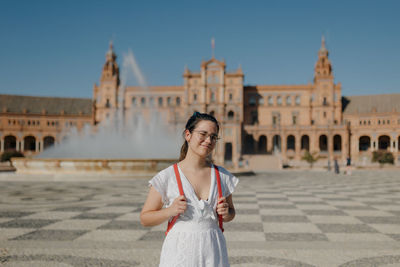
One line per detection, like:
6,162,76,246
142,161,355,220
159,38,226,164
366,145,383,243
1,39,399,168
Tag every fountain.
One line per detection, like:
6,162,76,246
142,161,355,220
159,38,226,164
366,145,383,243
12,47,181,176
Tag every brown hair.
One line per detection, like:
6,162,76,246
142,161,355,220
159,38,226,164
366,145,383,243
178,112,220,161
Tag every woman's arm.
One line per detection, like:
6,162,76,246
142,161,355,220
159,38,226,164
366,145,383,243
216,194,236,222
140,186,187,227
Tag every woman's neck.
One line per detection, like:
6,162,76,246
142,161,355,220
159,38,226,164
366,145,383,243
180,151,210,170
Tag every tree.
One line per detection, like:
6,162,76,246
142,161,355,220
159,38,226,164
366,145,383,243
302,151,318,168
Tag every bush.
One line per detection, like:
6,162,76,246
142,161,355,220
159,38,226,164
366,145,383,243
372,151,394,165
1,151,24,162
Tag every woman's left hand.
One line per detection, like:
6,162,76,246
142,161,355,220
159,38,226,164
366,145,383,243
216,197,230,219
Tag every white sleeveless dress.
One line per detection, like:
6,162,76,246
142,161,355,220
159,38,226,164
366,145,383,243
149,164,239,267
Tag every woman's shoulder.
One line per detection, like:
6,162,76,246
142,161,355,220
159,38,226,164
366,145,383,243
214,164,234,178
153,164,176,180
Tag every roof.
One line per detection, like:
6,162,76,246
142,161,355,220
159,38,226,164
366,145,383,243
343,94,400,115
0,94,92,116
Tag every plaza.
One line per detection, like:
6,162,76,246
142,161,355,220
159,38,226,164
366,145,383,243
0,170,399,266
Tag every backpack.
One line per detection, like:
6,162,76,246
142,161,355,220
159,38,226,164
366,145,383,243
165,163,224,235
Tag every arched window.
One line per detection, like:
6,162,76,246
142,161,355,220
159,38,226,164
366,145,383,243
211,92,216,102
301,135,309,151
333,135,342,151
295,95,301,105
43,136,55,150
286,96,291,106
258,135,267,153
4,135,17,151
227,111,234,120
319,135,328,151
24,136,36,151
268,96,273,106
359,136,370,151
287,135,295,150
249,95,256,106
277,96,282,105
378,135,390,150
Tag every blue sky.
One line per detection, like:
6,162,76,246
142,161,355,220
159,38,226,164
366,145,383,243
1,0,399,98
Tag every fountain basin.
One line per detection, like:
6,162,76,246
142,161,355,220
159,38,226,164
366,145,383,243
11,158,176,176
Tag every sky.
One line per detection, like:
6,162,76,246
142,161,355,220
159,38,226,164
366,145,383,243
1,0,399,98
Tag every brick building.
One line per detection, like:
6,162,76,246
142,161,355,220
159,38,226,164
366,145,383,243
1,39,399,168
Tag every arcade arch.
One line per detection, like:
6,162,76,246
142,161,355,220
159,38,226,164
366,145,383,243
4,135,17,151
359,136,371,151
333,135,342,151
319,135,328,152
43,136,55,150
24,135,36,151
378,135,390,150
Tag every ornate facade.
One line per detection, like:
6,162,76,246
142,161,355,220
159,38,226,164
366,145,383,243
1,39,399,169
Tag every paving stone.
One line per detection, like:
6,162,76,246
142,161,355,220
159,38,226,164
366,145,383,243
316,223,379,233
13,229,88,241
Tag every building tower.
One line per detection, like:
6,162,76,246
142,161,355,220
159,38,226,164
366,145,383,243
311,36,342,126
93,42,120,124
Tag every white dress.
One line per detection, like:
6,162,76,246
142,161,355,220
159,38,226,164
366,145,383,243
149,164,239,267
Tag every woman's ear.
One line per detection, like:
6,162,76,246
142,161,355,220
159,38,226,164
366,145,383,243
184,129,191,142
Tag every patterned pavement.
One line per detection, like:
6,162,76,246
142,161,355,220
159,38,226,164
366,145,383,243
0,170,400,266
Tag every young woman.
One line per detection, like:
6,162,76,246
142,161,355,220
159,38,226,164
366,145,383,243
140,112,239,267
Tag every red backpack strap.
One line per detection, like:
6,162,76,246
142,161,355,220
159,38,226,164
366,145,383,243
165,163,184,235
214,165,224,232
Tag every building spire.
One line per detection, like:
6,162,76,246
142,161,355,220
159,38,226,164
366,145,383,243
314,36,332,81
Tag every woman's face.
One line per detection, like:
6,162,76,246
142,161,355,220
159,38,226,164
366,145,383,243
185,120,218,158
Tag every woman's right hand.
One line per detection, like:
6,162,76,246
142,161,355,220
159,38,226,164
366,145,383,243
168,195,187,217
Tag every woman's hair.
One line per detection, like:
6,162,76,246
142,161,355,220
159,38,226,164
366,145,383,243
179,112,220,161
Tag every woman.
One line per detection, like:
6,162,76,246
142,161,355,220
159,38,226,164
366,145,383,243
140,112,238,267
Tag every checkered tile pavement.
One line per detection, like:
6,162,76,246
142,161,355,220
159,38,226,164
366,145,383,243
0,170,400,266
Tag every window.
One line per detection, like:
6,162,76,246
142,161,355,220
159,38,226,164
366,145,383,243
251,111,258,125
311,94,315,102
323,97,328,106
193,93,197,102
292,115,297,125
295,95,300,105
141,97,146,106
149,97,154,107
249,95,256,106
323,112,326,118
229,93,233,101
228,111,234,120
132,97,136,106
106,99,110,108
258,96,264,105
176,97,181,106
158,97,163,107
286,96,291,105
277,96,282,105
167,97,171,106
268,96,273,106
211,92,216,102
